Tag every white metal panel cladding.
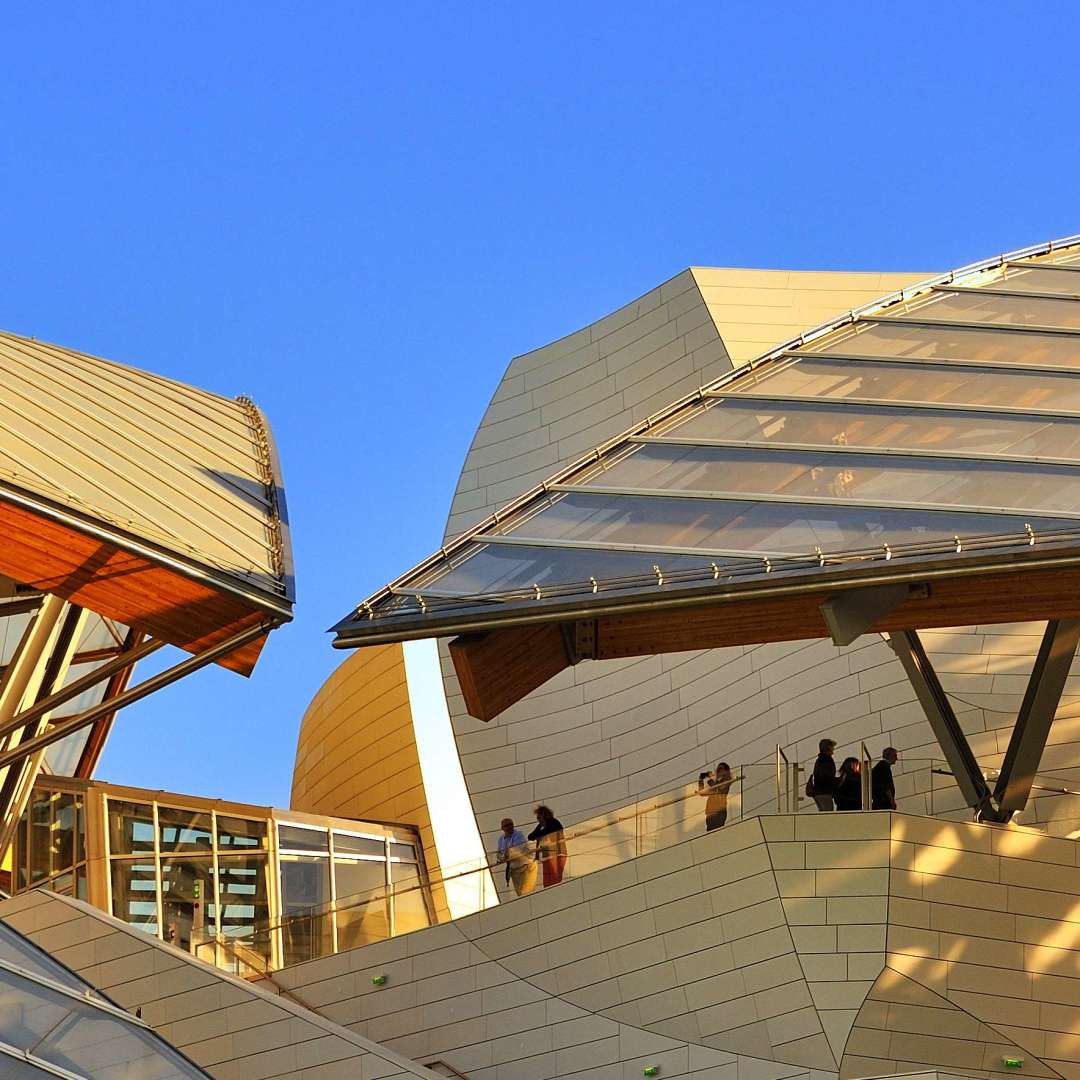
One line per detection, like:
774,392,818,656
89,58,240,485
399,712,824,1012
335,236,1080,643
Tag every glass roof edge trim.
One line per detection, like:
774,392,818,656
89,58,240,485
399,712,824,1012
335,543,1080,645
547,483,1080,521
628,435,1080,469
776,349,1080,378
338,232,1080,627
480,532,794,560
722,390,1080,422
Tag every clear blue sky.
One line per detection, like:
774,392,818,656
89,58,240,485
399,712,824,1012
2,5,1077,806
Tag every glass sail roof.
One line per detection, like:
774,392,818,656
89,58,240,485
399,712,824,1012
0,918,207,1080
334,236,1080,644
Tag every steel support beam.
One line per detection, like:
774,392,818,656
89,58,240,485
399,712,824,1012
820,584,918,647
993,619,1080,817
888,630,996,816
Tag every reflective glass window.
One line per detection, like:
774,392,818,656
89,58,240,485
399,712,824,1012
730,356,1080,415
992,267,1080,296
332,832,384,857
389,842,418,863
160,856,216,953
660,398,1080,462
278,824,329,852
333,857,386,905
582,444,1080,516
814,321,1080,368
279,855,332,966
390,863,431,935
28,799,49,884
13,809,28,891
42,727,93,776
334,860,389,950
52,793,76,873
107,799,155,855
216,855,270,941
110,861,158,935
505,491,1071,558
887,289,1080,329
217,815,267,850
157,805,213,853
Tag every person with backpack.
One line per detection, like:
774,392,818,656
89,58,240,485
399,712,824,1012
806,738,837,811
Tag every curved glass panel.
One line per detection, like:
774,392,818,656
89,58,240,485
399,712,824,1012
658,398,1080,461
732,357,1080,414
991,267,1080,296
505,491,1066,557
815,322,1080,368
583,444,1080,516
887,289,1080,329
0,924,91,997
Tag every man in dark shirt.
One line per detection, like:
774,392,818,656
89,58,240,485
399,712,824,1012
871,747,898,810
811,739,837,811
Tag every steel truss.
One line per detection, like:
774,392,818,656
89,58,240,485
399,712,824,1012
887,621,1080,822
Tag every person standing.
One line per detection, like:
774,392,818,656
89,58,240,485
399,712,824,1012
528,805,567,887
698,762,736,831
835,757,862,811
496,818,537,896
871,747,898,810
809,738,837,811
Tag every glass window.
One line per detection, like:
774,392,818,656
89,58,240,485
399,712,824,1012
992,266,1080,297
110,861,158,935
29,798,49,884
731,356,1080,414
13,808,28,891
390,863,431,936
815,320,1080,368
278,824,329,852
279,855,332,966
217,815,267,850
42,727,94,776
659,397,1080,462
334,859,389,951
580,443,1080,516
107,799,155,855
160,856,216,953
52,793,76,874
332,832,384,857
157,805,212,853
216,855,271,942
886,289,1080,329
388,842,418,863
49,873,72,896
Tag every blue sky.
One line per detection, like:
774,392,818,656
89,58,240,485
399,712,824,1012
1,4,1077,806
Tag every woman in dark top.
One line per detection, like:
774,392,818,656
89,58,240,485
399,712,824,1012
835,757,863,811
528,805,567,887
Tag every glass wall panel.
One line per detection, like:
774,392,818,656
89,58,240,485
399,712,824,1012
506,491,1072,558
13,809,27,891
332,832,384,857
583,444,1080,516
278,824,329,852
388,842,417,862
216,855,271,966
28,799,49,884
157,805,213,853
993,267,1080,296
419,542,720,598
814,321,1080,368
217,815,267,850
333,858,388,950
52,793,76,873
729,356,1080,415
888,289,1080,329
279,855,332,965
42,727,93,777
0,922,91,994
107,799,155,855
160,855,216,952
662,398,1080,462
390,863,431,935
110,861,158,935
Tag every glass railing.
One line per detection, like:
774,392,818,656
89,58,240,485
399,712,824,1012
197,751,1080,976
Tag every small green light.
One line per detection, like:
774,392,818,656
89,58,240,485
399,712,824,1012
643,1068,659,1078
1003,1058,1023,1069
371,975,387,987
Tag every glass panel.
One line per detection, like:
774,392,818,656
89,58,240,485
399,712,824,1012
814,321,1080,368
216,855,271,946
160,856,215,953
50,873,72,896
110,860,158,935
278,824,329,852
992,266,1080,296
332,832,384,857
107,799,155,855
75,865,88,901
505,491,1072,558
888,289,1080,329
334,859,388,950
28,798,48,884
419,542,722,597
0,612,33,668
42,728,92,777
13,808,27,891
279,855,332,965
583,444,1080,516
157,805,212,853
661,398,1080,462
390,863,431,935
52,793,75,874
217,815,267,850
0,922,94,994
49,660,111,719
0,1052,55,1079
731,356,1080,415
388,842,417,863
